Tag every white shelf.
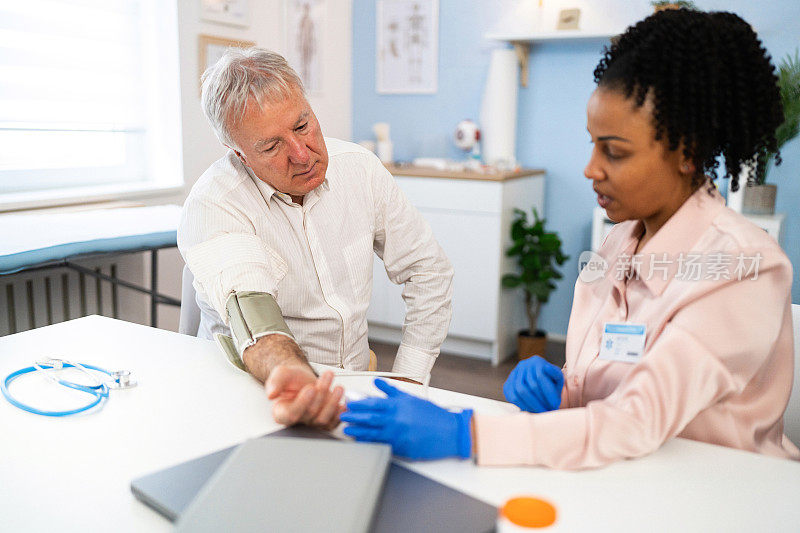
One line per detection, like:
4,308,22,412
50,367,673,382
484,29,621,86
485,29,620,43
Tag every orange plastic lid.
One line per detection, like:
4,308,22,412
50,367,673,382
500,496,557,528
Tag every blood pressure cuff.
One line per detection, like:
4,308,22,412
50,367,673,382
214,291,294,372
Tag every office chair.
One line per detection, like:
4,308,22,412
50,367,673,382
785,304,800,447
179,264,378,371
178,264,202,336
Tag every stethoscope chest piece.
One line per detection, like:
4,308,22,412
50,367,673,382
109,370,137,389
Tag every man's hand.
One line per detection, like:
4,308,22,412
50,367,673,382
266,367,344,429
242,334,344,429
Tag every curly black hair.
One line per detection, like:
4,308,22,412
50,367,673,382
593,9,783,191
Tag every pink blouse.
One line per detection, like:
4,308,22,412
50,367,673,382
475,185,799,469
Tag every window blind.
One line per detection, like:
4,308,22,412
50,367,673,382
0,0,148,194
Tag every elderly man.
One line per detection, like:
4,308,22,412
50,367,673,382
178,48,453,429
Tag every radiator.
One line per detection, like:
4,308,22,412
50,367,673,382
0,256,147,336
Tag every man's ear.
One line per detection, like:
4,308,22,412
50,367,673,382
227,145,249,168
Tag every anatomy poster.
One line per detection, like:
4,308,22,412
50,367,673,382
377,0,438,94
285,0,324,93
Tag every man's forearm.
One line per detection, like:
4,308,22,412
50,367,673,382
242,334,314,383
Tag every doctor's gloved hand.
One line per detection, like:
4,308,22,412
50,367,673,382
341,379,473,460
503,356,564,413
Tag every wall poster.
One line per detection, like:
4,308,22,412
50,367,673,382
376,0,438,94
285,0,325,93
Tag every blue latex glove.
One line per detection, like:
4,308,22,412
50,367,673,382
341,379,473,460
503,356,564,413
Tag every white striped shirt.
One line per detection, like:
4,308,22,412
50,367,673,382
177,138,453,380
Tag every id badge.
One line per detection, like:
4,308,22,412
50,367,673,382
599,322,646,363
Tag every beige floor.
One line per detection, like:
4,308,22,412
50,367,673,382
371,339,566,402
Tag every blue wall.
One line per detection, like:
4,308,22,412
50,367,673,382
352,0,800,335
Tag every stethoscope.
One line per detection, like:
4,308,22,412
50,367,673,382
1,358,136,417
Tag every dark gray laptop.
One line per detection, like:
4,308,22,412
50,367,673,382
131,426,497,532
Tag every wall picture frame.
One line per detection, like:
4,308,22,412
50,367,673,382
557,8,581,30
200,0,250,28
198,34,256,87
376,0,438,94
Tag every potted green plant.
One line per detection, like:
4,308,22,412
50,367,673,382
742,49,800,214
502,208,568,361
651,1,697,12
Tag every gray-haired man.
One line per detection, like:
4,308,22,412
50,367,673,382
178,49,453,428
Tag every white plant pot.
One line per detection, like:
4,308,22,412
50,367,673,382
742,184,777,215
728,162,777,215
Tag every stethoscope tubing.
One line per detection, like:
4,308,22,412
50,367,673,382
2,362,112,417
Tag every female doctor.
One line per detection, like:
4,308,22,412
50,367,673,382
341,9,800,469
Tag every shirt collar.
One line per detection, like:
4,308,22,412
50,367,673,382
598,222,641,298
604,181,726,297
240,158,330,209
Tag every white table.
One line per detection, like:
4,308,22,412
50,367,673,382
1,316,798,532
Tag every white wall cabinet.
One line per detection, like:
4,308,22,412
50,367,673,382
368,166,545,365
